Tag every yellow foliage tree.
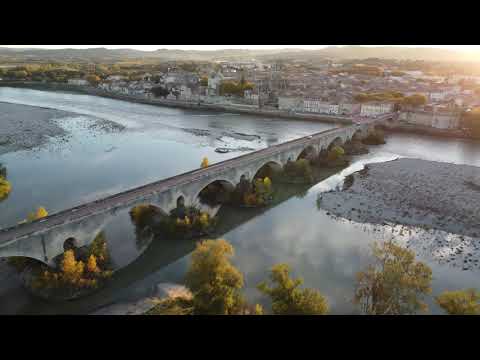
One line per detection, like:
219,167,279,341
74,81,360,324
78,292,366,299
0,176,11,201
263,177,272,192
27,206,48,222
87,255,99,273
198,212,209,228
354,240,432,315
185,239,245,315
36,207,48,219
258,263,329,315
435,289,480,315
201,157,209,168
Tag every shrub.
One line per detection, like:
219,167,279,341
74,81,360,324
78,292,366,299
327,145,345,162
258,263,329,315
435,289,480,315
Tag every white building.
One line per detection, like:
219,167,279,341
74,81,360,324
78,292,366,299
303,99,339,114
68,79,89,86
399,110,460,129
338,103,361,115
360,103,394,117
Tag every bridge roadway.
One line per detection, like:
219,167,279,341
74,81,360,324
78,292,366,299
0,124,373,247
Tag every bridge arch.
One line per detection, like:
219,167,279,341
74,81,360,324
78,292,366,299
195,179,236,206
252,161,283,181
297,145,318,162
327,136,344,150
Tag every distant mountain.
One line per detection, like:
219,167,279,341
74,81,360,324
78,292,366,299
0,46,478,63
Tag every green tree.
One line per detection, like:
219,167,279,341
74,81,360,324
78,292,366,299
354,241,432,315
258,263,329,315
435,289,480,315
185,239,245,315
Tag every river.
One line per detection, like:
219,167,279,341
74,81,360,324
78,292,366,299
0,87,479,315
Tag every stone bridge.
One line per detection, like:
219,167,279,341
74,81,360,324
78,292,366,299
0,123,377,265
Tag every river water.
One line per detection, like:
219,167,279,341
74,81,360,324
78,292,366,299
0,87,479,315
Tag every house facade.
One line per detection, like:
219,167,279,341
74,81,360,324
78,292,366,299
360,102,394,117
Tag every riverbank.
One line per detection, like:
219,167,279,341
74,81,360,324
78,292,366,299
384,123,480,141
0,82,353,125
0,102,124,156
319,158,480,270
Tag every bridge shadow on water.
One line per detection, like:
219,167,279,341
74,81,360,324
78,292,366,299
17,165,348,314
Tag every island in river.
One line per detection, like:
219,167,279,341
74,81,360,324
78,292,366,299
318,158,480,271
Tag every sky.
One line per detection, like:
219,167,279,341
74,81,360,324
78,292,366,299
2,45,480,53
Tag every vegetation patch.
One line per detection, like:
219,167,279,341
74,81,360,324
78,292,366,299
15,232,113,301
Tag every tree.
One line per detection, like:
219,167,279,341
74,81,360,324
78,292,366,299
27,207,48,222
87,255,99,274
258,263,329,315
403,94,427,107
0,176,11,201
185,239,245,315
86,74,101,86
201,157,209,168
435,289,480,315
61,249,84,284
354,241,432,315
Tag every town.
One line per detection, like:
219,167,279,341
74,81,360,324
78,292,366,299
1,56,480,137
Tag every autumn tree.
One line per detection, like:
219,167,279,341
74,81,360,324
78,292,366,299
258,263,329,315
87,255,99,274
435,289,480,315
403,94,427,107
0,176,11,201
201,157,209,168
354,241,432,315
86,74,101,86
185,239,246,315
27,207,48,222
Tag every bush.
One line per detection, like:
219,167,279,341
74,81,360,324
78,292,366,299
435,289,480,315
327,145,345,162
258,263,329,315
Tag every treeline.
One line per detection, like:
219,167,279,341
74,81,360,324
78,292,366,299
354,91,427,107
220,79,254,96
147,238,480,315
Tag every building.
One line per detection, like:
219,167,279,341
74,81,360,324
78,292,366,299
303,99,339,114
360,102,394,117
208,72,224,96
399,110,460,129
278,96,303,111
68,79,89,86
338,103,361,115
